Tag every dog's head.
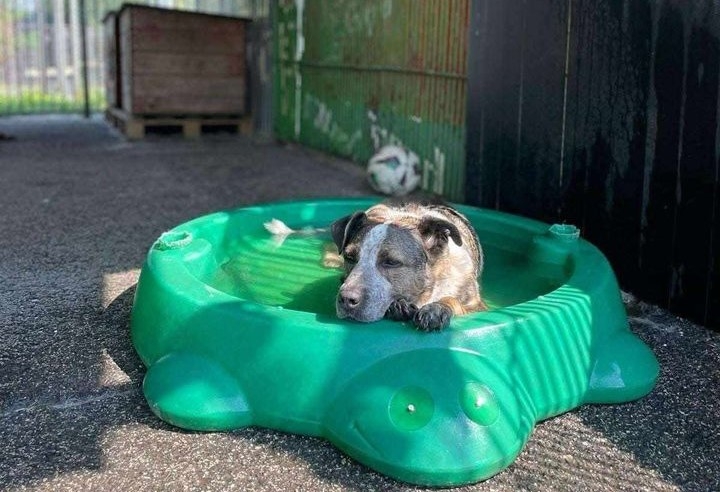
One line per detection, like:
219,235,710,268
331,211,462,322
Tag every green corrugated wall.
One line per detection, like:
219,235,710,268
273,0,469,200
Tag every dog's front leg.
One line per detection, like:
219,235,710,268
385,299,418,322
413,297,465,332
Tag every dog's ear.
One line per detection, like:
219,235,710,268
418,217,462,255
331,211,368,253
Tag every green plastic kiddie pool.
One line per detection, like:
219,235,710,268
131,197,659,487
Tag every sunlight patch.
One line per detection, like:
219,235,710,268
102,269,140,308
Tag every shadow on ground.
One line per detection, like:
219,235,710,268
576,300,720,490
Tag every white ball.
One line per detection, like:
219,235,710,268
366,145,421,196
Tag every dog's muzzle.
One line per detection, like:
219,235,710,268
337,284,361,313
336,282,389,322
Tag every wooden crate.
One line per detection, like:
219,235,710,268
118,4,250,116
102,11,121,110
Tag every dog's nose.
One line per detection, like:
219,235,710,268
339,287,361,311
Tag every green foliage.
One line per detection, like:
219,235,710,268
0,87,104,115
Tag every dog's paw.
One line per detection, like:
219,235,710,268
413,303,452,332
385,299,418,321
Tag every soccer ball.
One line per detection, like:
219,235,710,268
366,145,422,196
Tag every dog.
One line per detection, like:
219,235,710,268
330,201,487,331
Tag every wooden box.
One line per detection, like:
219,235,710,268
118,4,249,116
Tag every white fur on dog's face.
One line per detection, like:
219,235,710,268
336,222,431,322
336,224,393,321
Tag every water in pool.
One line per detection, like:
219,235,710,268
211,233,567,316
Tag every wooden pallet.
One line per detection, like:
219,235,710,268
105,107,251,139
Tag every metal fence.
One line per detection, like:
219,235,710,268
0,0,262,116
274,0,470,201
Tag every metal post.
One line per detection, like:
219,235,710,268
249,0,274,141
70,0,82,102
464,0,487,206
78,0,90,117
53,0,70,99
35,0,48,94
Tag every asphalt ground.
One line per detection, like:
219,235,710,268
1,115,718,491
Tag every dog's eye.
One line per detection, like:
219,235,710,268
381,258,403,268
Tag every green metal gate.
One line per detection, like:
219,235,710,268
274,0,470,200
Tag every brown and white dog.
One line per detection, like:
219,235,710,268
331,201,487,331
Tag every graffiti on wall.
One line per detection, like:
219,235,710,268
274,0,469,200
303,93,362,155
